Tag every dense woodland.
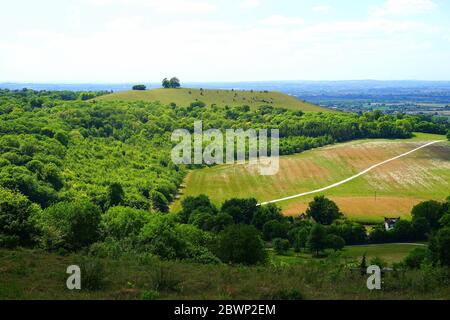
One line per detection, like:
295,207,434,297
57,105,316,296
0,89,449,269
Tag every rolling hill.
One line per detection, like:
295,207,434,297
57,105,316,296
173,133,450,223
95,88,330,112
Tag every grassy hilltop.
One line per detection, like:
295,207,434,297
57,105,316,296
96,88,329,112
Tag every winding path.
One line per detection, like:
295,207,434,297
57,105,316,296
259,140,444,206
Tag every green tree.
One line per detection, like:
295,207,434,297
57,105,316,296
273,238,290,255
108,182,125,207
262,220,288,241
326,234,346,252
162,78,170,89
0,188,40,248
429,227,450,266
101,206,151,240
252,204,283,230
36,200,102,251
169,77,181,89
132,85,147,90
306,196,342,225
215,224,267,265
307,224,328,256
293,228,310,252
151,190,169,213
412,200,445,231
221,198,258,225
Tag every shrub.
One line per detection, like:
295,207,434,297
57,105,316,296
370,256,387,269
404,248,429,269
36,200,102,251
142,290,160,300
429,227,450,266
262,220,288,241
151,265,181,292
138,215,188,260
273,238,290,255
326,234,346,252
101,206,151,240
266,288,304,300
0,188,40,248
215,224,267,265
79,257,108,291
190,101,206,108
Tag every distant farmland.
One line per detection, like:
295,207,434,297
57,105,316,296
173,133,450,223
96,88,329,112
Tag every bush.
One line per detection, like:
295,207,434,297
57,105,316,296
273,238,290,255
262,220,288,241
429,227,450,266
132,85,146,90
266,288,304,300
326,234,346,252
79,257,108,291
101,206,151,240
404,248,429,269
138,215,188,260
370,257,387,269
190,101,206,108
0,188,40,248
142,290,160,300
36,200,102,251
215,224,267,265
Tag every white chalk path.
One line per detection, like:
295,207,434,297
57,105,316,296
259,140,444,206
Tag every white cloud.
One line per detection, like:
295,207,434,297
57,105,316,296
86,0,217,14
240,0,260,9
371,0,436,16
312,5,331,13
260,15,304,27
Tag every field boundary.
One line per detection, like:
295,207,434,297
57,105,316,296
259,140,444,206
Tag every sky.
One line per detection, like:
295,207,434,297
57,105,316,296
1,0,450,83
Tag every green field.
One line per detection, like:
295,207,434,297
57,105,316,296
271,243,426,266
174,133,450,223
96,88,329,112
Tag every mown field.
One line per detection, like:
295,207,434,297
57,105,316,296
174,133,450,223
2,244,445,300
270,243,426,266
96,88,329,112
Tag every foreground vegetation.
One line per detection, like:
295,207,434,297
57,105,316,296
1,88,449,300
1,246,449,300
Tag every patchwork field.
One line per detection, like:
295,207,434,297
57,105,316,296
96,88,329,112
174,133,450,223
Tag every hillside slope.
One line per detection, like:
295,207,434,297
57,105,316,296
96,88,329,112
173,133,450,223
